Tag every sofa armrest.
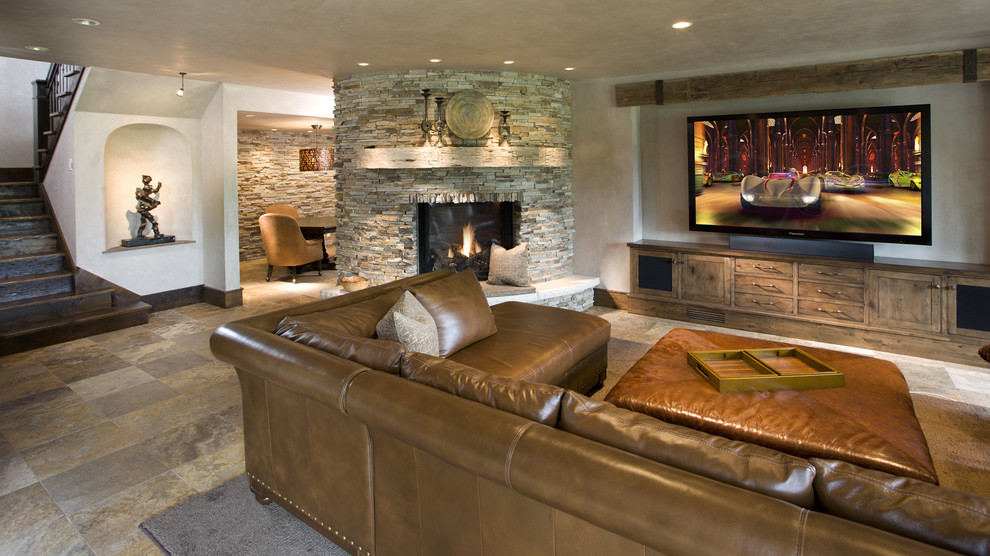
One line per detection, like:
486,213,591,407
211,322,369,411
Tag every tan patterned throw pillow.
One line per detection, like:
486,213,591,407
392,311,440,357
376,291,440,356
488,242,529,286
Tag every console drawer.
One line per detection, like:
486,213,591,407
798,280,865,304
798,263,864,283
798,300,865,323
736,258,794,278
735,278,795,297
735,293,793,314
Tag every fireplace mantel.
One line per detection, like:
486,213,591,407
357,146,569,169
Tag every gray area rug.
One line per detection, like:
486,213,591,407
143,337,989,553
140,475,349,555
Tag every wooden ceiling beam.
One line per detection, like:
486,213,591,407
615,47,990,107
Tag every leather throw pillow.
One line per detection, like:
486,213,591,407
406,270,497,357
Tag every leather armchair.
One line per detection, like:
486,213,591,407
259,213,323,283
265,203,300,219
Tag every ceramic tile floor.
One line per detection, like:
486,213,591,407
0,259,340,555
1,260,989,554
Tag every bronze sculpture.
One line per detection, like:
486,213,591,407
136,175,163,238
121,175,175,247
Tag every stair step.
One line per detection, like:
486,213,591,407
0,299,151,356
0,168,34,182
0,215,51,236
0,198,45,217
0,252,64,279
0,233,57,258
0,287,111,328
0,271,73,303
0,182,39,199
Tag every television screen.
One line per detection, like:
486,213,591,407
688,104,931,245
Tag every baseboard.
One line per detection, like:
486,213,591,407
141,286,205,312
593,288,631,310
204,286,243,309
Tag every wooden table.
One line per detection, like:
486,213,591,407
297,216,336,267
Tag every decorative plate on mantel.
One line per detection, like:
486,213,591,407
445,90,494,140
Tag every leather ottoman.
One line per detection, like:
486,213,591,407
604,328,938,483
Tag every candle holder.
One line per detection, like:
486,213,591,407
420,89,447,142
498,110,511,145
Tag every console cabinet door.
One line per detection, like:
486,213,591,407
947,275,990,338
869,270,942,334
631,249,678,299
680,254,731,305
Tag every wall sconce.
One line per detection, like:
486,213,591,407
175,72,186,97
299,124,333,171
420,89,446,137
498,110,511,145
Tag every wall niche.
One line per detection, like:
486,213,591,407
103,124,192,249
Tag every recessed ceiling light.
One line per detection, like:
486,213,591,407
357,62,369,67
72,18,101,26
503,60,515,65
25,45,49,52
672,21,692,29
244,114,255,117
564,67,575,71
271,128,278,131
429,59,442,63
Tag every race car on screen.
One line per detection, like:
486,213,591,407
740,169,823,213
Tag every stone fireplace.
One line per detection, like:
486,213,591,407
418,200,517,280
332,70,593,309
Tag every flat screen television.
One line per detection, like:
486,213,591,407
688,104,931,246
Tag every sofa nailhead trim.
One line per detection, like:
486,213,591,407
247,472,372,555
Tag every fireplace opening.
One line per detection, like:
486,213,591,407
418,202,516,280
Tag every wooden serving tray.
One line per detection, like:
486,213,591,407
687,348,844,392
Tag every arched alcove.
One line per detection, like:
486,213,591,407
104,124,192,248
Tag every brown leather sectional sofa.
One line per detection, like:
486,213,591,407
211,269,990,556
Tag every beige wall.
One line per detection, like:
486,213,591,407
572,79,990,293
0,57,49,167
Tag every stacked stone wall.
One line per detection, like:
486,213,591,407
333,70,573,285
237,129,336,261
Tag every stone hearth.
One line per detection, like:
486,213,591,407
332,70,593,310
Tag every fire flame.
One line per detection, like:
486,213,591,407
460,223,481,258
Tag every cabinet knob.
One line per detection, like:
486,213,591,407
817,289,844,296
933,284,941,290
753,264,777,271
818,271,844,277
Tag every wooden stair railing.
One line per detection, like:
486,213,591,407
33,64,84,182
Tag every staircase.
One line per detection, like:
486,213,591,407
0,168,150,355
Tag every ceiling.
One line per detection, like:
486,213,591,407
2,0,988,98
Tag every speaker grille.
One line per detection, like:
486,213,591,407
686,306,725,324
